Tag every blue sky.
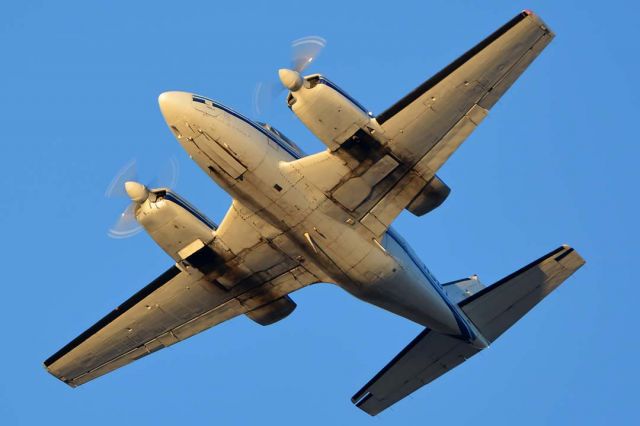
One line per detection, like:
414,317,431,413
1,0,637,424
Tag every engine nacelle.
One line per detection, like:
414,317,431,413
135,189,220,270
246,296,297,326
286,74,373,150
406,175,451,217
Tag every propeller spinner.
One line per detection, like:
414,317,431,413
105,158,179,239
253,35,326,115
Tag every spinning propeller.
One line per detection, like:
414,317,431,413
105,158,179,239
253,35,326,115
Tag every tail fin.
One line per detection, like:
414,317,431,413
352,245,585,416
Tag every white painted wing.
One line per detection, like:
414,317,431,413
44,264,315,387
321,11,555,237
377,10,554,167
45,201,319,387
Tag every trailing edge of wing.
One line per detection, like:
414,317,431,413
44,263,317,387
44,266,181,369
376,10,548,125
351,11,554,237
44,266,243,387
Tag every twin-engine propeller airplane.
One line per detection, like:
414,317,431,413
45,11,584,415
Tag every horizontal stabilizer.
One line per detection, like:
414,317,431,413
352,245,584,415
459,245,585,342
351,329,480,416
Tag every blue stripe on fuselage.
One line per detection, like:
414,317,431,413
385,227,474,341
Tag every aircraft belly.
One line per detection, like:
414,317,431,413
340,252,461,335
280,205,461,335
162,95,464,336
191,133,247,179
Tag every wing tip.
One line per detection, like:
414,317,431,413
43,362,78,388
522,9,555,38
556,245,586,269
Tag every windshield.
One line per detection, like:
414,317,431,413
257,122,305,157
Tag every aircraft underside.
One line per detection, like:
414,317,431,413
45,10,584,416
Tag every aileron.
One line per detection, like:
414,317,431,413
380,11,553,167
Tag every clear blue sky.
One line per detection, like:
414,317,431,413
1,1,637,424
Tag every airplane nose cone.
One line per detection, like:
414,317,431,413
158,91,192,123
158,91,172,112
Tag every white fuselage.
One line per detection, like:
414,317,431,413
158,91,476,341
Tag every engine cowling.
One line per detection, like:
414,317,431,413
135,189,298,326
286,74,374,150
134,189,221,270
406,175,451,217
246,296,297,326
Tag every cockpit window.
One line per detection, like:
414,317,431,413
258,122,305,157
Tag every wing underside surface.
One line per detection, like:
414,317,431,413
327,11,555,237
44,264,314,387
45,200,319,387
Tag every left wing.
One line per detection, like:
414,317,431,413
45,201,318,387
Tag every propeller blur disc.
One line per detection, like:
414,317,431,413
107,203,142,239
105,159,138,198
105,157,179,239
252,35,326,116
148,156,179,191
291,35,326,73
252,81,283,116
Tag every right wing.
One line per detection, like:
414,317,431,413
377,10,554,166
45,200,319,387
309,11,554,238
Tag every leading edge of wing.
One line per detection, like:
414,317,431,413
376,10,535,124
43,266,181,369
